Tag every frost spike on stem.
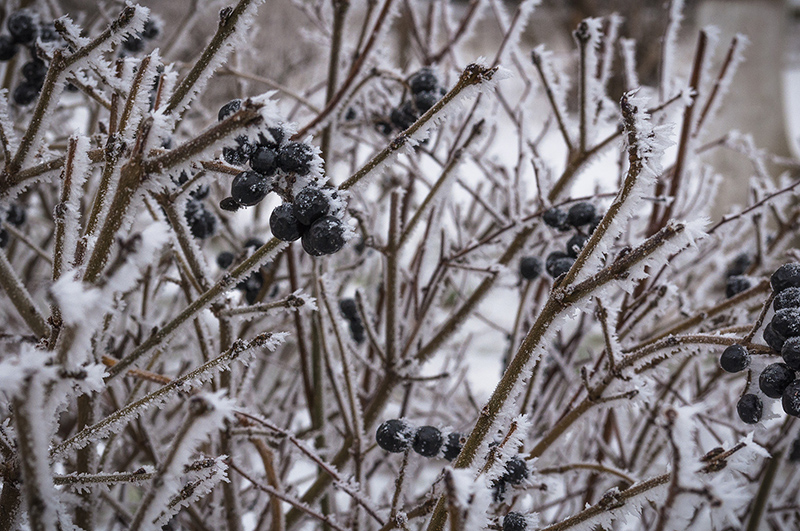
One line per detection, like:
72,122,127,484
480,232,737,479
0,251,50,338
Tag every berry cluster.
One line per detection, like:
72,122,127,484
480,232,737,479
725,252,753,298
380,67,443,134
120,18,161,55
503,512,531,531
492,455,529,501
0,10,62,106
339,298,365,344
270,187,346,256
174,171,216,240
542,202,603,279
723,263,800,424
0,203,26,248
375,419,464,461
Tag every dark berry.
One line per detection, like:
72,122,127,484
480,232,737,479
783,380,800,417
503,457,528,484
414,90,438,113
542,207,569,231
293,187,330,226
5,203,25,227
244,238,264,250
142,19,161,40
301,216,346,256
790,433,800,462
7,11,37,45
492,478,508,502
217,251,235,269
21,60,47,85
344,107,357,121
236,270,263,293
231,170,271,206
121,34,145,53
566,233,588,258
771,263,800,292
503,512,527,531
269,204,303,242
190,184,210,200
783,337,800,371
566,202,596,227
727,253,751,277
278,142,313,175
764,323,786,352
726,276,751,298
443,432,464,461
258,127,285,149
38,23,60,43
349,319,365,344
184,200,216,239
218,99,242,121
0,228,7,248
375,120,393,136
772,308,800,339
720,344,750,373
339,298,358,321
519,256,542,281
775,287,800,312
412,426,443,457
545,252,574,279
13,82,39,106
250,146,278,176
759,363,796,399
409,67,438,94
737,394,762,424
220,197,240,212
376,419,414,453
0,35,18,61
390,101,418,131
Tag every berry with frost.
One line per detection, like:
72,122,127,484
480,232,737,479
231,170,271,206
775,287,800,312
217,252,234,269
121,34,145,53
566,233,588,258
545,251,574,278
270,204,303,242
727,253,751,277
7,11,37,45
771,263,800,292
409,67,438,94
783,380,800,417
376,419,414,453
414,90,438,114
258,127,285,149
218,99,242,121
293,187,330,226
543,207,570,231
443,432,464,461
21,60,47,86
764,323,786,352
278,142,313,175
773,308,800,338
503,457,528,484
566,202,596,227
339,298,358,321
390,101,418,131
790,433,800,461
237,271,264,304
726,276,751,298
13,82,39,106
250,146,278,176
413,426,443,457
503,512,527,531
184,200,216,239
759,363,796,399
519,256,542,281
783,337,800,371
301,216,346,256
223,136,255,166
737,394,762,424
720,344,750,373
219,197,240,212
38,23,60,43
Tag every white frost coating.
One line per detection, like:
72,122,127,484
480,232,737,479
598,15,622,93
447,468,492,530
153,457,229,528
106,221,171,295
619,38,639,91
51,274,110,369
495,0,541,66
0,345,55,398
695,34,749,135
168,0,265,117
0,90,18,153
532,45,572,141
60,135,91,268
660,0,685,99
119,51,162,145
577,17,604,144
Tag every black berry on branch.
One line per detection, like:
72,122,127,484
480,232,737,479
184,200,216,239
775,287,800,312
269,204,303,242
413,426,443,457
5,203,26,227
783,337,800,371
13,82,39,106
414,90,438,114
545,251,574,278
301,216,346,256
21,60,47,86
772,308,800,339
409,67,438,94
231,170,271,207
519,256,542,281
727,253,751,277
737,394,762,424
720,344,750,373
216,251,234,269
219,197,240,212
759,363,795,399
566,233,588,258
503,512,528,531
726,276,751,298
0,35,18,61
783,380,800,417
390,101,418,131
218,99,242,121
293,187,330,226
250,146,278,176
764,323,786,352
376,419,414,453
502,456,528,484
566,202,595,227
278,142,313,175
443,432,464,461
7,10,37,44
771,263,800,292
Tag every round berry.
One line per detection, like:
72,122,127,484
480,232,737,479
720,344,750,373
566,202,596,227
302,216,346,256
774,287,800,312
414,90,438,113
7,11,37,45
772,308,800,339
244,238,264,250
121,34,145,53
503,457,528,484
759,363,796,399
217,251,234,269
783,337,800,371
737,394,762,424
142,19,161,40
443,432,464,461
258,127,285,149
13,82,39,106
519,256,542,281
376,419,414,453
566,233,588,258
38,23,60,43
783,380,800,417
218,99,242,121
545,251,574,279
236,270,263,293
727,253,751,277
250,146,278,176
5,203,25,227
219,197,240,212
764,323,786,352
184,200,216,239
390,102,418,131
0,35,18,61
223,140,253,166
542,207,569,231
771,263,800,292
503,512,527,531
190,184,210,200
349,319,365,344
375,120,393,136
412,426,443,457
278,142,314,175
339,298,358,321
231,170,271,207
269,204,303,242
409,67,438,94
293,187,330,226
726,276,751,298
21,60,47,85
